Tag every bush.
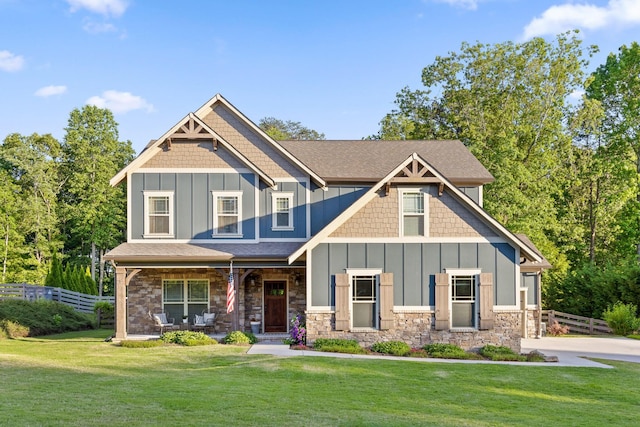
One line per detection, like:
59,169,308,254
423,343,481,360
547,320,570,336
160,331,218,346
120,339,165,348
223,330,253,345
479,345,525,361
0,319,30,339
284,314,306,345
0,299,94,336
94,301,114,322
313,338,367,354
603,302,640,336
371,340,411,356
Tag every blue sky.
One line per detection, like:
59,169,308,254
1,0,639,154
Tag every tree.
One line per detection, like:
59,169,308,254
61,106,134,292
0,169,24,282
0,133,63,283
44,253,63,288
586,42,640,259
258,117,325,140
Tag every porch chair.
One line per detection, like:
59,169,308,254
193,311,216,333
149,311,176,334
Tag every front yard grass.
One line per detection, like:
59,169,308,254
1,330,639,426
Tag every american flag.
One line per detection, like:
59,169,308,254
226,268,235,314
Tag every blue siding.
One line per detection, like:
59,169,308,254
131,172,256,240
459,186,480,205
259,180,307,239
310,184,370,235
522,272,538,305
311,242,518,307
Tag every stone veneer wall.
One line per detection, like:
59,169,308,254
305,310,523,352
127,267,306,335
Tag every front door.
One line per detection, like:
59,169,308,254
264,281,287,332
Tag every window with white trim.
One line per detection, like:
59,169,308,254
401,190,426,236
163,279,209,322
450,273,478,329
352,275,378,328
144,191,174,237
212,191,242,237
272,192,294,230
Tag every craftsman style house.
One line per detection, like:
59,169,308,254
105,94,550,351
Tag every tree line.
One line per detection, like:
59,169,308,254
0,106,134,294
372,31,640,318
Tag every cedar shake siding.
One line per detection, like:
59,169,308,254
140,139,245,169
201,104,301,178
330,188,398,238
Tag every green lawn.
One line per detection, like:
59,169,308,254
1,330,639,426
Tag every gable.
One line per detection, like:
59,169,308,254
140,139,245,169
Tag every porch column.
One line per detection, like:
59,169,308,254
115,267,127,340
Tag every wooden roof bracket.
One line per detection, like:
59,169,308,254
213,138,218,151
438,182,444,196
166,138,172,150
385,182,391,196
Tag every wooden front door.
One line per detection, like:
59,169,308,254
264,281,287,332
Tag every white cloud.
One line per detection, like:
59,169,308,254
0,50,24,72
82,20,117,34
523,0,640,40
66,0,128,17
86,90,154,114
430,0,479,10
34,85,68,97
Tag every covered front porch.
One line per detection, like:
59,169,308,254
105,242,306,340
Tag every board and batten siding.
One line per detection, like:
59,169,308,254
521,272,538,305
130,172,256,240
258,180,308,239
310,184,370,235
310,242,516,307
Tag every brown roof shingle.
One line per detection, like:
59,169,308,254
278,140,494,184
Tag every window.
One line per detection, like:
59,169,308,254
144,191,173,237
212,191,242,237
451,275,477,328
401,190,426,236
162,279,209,322
272,192,294,230
352,275,377,328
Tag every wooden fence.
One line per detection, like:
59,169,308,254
542,310,612,335
0,283,114,314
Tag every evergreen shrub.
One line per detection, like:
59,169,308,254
603,302,640,336
371,340,411,356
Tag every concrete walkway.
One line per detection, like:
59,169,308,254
247,336,640,368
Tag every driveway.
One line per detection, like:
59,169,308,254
521,336,640,368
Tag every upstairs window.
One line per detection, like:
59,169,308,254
272,192,294,230
144,191,174,237
401,190,426,236
212,191,242,237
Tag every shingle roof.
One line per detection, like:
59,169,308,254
515,234,553,270
278,140,494,184
104,242,304,263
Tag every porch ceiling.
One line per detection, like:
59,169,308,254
104,242,304,264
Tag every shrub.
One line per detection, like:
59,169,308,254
243,331,258,344
94,301,114,318
423,343,481,359
120,340,165,348
479,345,525,361
0,319,30,339
0,299,94,336
547,320,570,336
160,331,217,346
223,330,252,345
603,302,640,336
371,340,411,356
313,338,367,354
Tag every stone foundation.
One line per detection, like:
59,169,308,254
305,309,523,352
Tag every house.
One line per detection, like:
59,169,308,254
104,94,551,351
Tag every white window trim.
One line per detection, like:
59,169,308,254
143,190,174,238
212,191,243,238
346,268,382,330
271,192,294,231
162,279,210,317
445,268,481,330
399,188,429,237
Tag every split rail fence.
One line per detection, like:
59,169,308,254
542,310,612,335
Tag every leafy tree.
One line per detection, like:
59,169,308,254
258,117,325,140
0,169,24,282
61,106,134,292
586,42,640,259
0,133,62,283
